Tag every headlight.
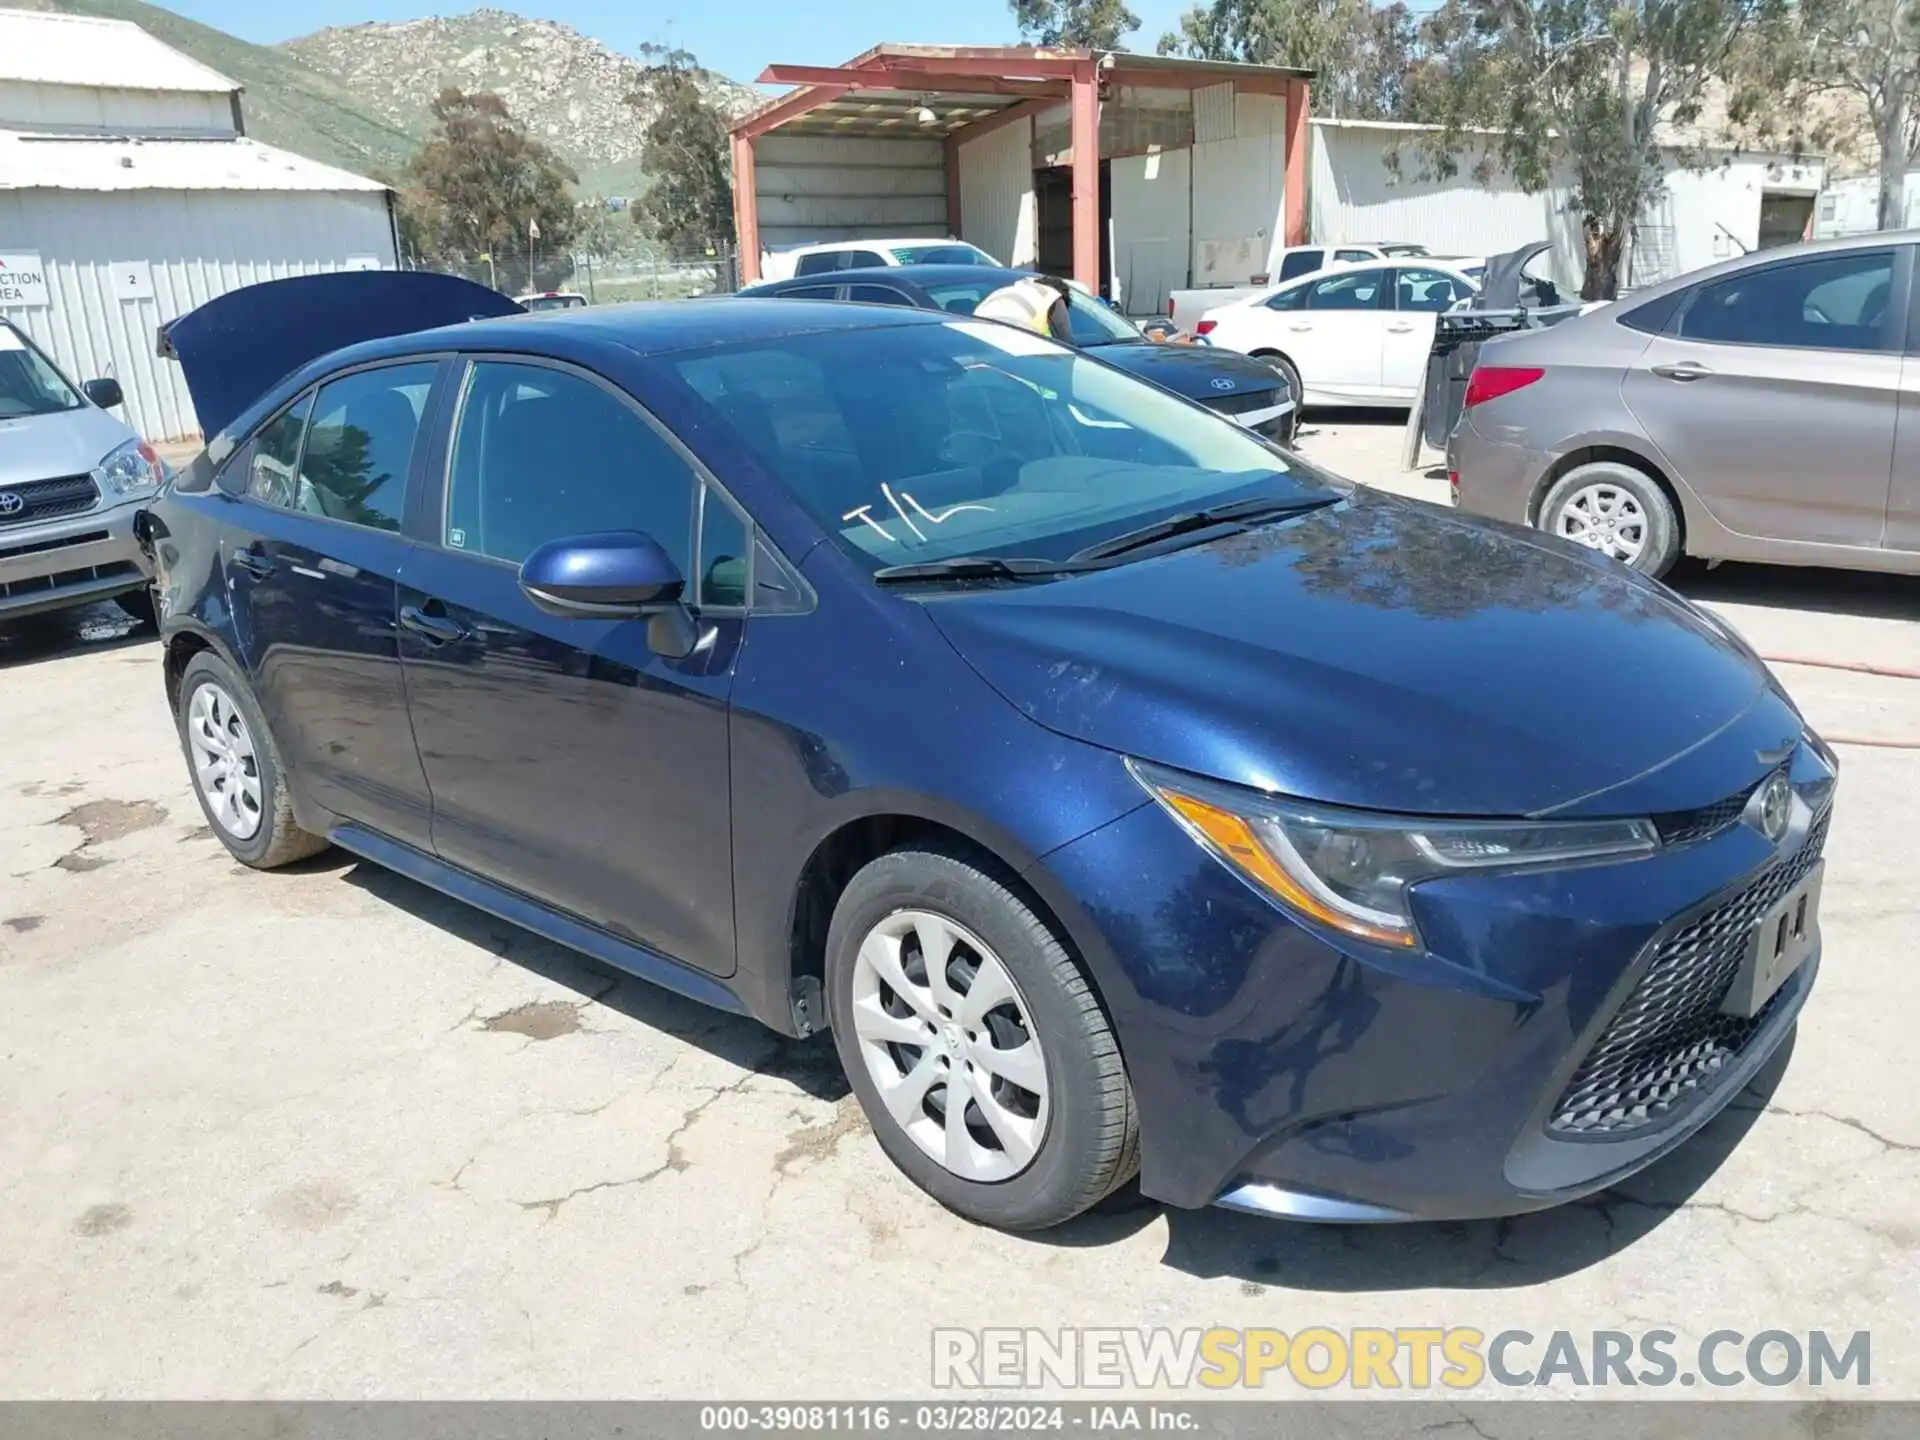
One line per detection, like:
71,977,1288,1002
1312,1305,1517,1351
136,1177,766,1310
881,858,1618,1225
1129,759,1658,949
95,438,167,499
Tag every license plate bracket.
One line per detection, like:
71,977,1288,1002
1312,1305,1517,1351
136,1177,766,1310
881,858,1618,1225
1721,860,1824,1019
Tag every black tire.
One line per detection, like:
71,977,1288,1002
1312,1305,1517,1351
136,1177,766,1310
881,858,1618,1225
1537,460,1681,577
174,651,329,869
825,845,1138,1230
115,587,156,625
1253,350,1303,442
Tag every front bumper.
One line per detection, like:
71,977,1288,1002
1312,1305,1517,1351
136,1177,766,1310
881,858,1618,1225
1037,757,1832,1220
0,500,151,620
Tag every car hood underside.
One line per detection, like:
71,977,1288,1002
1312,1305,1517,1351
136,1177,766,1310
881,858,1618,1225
925,494,1795,819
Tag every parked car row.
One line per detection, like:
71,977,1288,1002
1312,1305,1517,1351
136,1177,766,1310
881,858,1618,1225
114,266,1834,1240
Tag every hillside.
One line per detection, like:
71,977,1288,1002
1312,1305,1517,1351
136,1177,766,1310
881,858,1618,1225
23,0,418,180
284,9,757,196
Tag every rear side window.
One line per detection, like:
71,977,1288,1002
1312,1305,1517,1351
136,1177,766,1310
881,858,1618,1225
445,362,696,570
848,285,917,307
1678,250,1896,352
794,252,839,277
287,364,436,532
1264,285,1308,312
1306,268,1390,311
1395,268,1470,313
777,285,840,301
1277,249,1324,281
246,394,311,508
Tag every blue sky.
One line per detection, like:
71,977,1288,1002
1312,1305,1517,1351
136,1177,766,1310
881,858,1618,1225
161,0,1201,90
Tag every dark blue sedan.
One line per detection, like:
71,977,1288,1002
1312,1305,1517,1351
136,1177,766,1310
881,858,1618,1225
740,264,1298,445
136,271,1835,1231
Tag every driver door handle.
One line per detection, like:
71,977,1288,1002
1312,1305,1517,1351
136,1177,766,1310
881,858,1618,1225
400,603,471,646
1651,361,1713,381
230,546,275,579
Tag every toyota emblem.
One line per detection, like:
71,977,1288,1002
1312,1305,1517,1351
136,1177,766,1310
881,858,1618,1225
1753,772,1794,843
1210,378,1236,391
0,491,23,517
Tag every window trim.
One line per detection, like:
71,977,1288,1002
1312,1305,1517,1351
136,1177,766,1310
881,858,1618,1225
431,352,812,616
1669,246,1912,357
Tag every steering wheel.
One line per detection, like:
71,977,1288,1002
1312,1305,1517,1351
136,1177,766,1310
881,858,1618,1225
936,429,1005,469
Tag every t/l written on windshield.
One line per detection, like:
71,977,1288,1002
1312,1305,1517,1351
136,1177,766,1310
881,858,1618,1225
844,484,995,544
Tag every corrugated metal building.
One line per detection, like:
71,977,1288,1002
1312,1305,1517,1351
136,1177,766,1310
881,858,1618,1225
1309,118,1824,293
733,46,1313,318
0,8,398,442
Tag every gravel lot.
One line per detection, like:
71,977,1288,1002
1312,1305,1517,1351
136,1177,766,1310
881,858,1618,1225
2,413,1917,1399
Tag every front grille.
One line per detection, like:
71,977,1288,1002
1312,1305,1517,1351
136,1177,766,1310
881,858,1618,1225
0,528,109,563
1550,809,1829,1137
1202,388,1285,418
0,473,100,529
0,559,137,602
1652,770,1777,847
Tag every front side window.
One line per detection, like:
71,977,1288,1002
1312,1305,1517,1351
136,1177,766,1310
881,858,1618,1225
1306,268,1390,311
445,361,696,572
672,319,1340,575
1060,291,1146,347
286,364,436,532
0,324,84,419
1277,249,1324,281
1678,250,1896,352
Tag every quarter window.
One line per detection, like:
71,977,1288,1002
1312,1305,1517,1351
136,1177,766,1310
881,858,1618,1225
444,362,696,573
288,364,436,532
1677,250,1896,352
246,394,311,509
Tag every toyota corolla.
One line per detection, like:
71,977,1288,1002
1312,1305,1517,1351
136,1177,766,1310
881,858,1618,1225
136,271,1835,1230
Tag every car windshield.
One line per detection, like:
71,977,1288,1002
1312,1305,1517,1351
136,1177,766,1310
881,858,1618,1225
673,319,1341,576
890,243,996,266
0,324,84,419
920,280,1145,347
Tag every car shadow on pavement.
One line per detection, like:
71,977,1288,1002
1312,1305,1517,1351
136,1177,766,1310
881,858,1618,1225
0,604,155,671
333,856,849,1103
1038,1032,1794,1291
1669,558,1920,620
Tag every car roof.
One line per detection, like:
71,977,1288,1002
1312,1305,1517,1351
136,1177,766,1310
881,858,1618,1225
1269,256,1473,287
748,264,1029,293
790,238,979,252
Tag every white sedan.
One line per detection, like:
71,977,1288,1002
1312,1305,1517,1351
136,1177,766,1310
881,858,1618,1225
1196,259,1479,409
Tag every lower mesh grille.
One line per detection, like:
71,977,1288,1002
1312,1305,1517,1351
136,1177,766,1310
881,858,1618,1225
1549,811,1828,1136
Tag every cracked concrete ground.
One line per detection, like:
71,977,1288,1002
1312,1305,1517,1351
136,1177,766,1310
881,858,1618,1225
1,416,1916,1399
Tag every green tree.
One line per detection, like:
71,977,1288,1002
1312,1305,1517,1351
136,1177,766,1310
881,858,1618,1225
1791,0,1920,229
627,47,735,268
403,87,578,286
1157,0,1427,121
1408,0,1790,300
1010,0,1141,48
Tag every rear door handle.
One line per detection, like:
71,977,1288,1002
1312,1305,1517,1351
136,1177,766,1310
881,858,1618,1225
1651,361,1713,381
1287,322,1313,331
400,603,471,646
1387,322,1416,333
230,547,275,578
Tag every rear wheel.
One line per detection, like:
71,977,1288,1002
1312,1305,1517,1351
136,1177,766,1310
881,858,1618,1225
175,652,328,868
825,845,1137,1230
1538,460,1680,576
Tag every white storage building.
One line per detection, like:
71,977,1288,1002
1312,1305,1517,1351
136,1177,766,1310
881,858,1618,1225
1308,118,1824,293
0,8,398,442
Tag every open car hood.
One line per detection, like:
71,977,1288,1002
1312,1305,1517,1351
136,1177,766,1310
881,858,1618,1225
157,271,522,438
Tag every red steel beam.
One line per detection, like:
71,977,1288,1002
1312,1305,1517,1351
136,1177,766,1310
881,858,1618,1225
734,81,854,140
757,64,1062,98
731,133,761,282
874,54,1085,80
1070,59,1100,293
1283,78,1310,247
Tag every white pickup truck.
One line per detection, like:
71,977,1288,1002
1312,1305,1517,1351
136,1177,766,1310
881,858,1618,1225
1165,242,1448,332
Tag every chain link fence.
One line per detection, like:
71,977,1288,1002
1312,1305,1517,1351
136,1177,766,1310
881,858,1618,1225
398,244,740,304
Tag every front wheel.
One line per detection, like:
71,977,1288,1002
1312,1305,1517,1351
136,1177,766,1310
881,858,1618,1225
1254,351,1303,443
1538,461,1680,576
825,846,1138,1230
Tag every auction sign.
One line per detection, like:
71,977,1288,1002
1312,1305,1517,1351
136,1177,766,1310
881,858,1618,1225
0,252,50,307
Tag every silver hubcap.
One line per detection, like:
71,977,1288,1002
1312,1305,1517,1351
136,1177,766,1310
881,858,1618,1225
850,909,1050,1182
187,683,264,840
1556,483,1648,564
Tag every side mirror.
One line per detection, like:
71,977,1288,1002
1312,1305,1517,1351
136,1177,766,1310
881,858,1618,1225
84,378,124,409
519,531,684,616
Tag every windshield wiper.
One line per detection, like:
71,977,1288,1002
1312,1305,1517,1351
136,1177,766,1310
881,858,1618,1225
1067,494,1339,564
872,555,1091,585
